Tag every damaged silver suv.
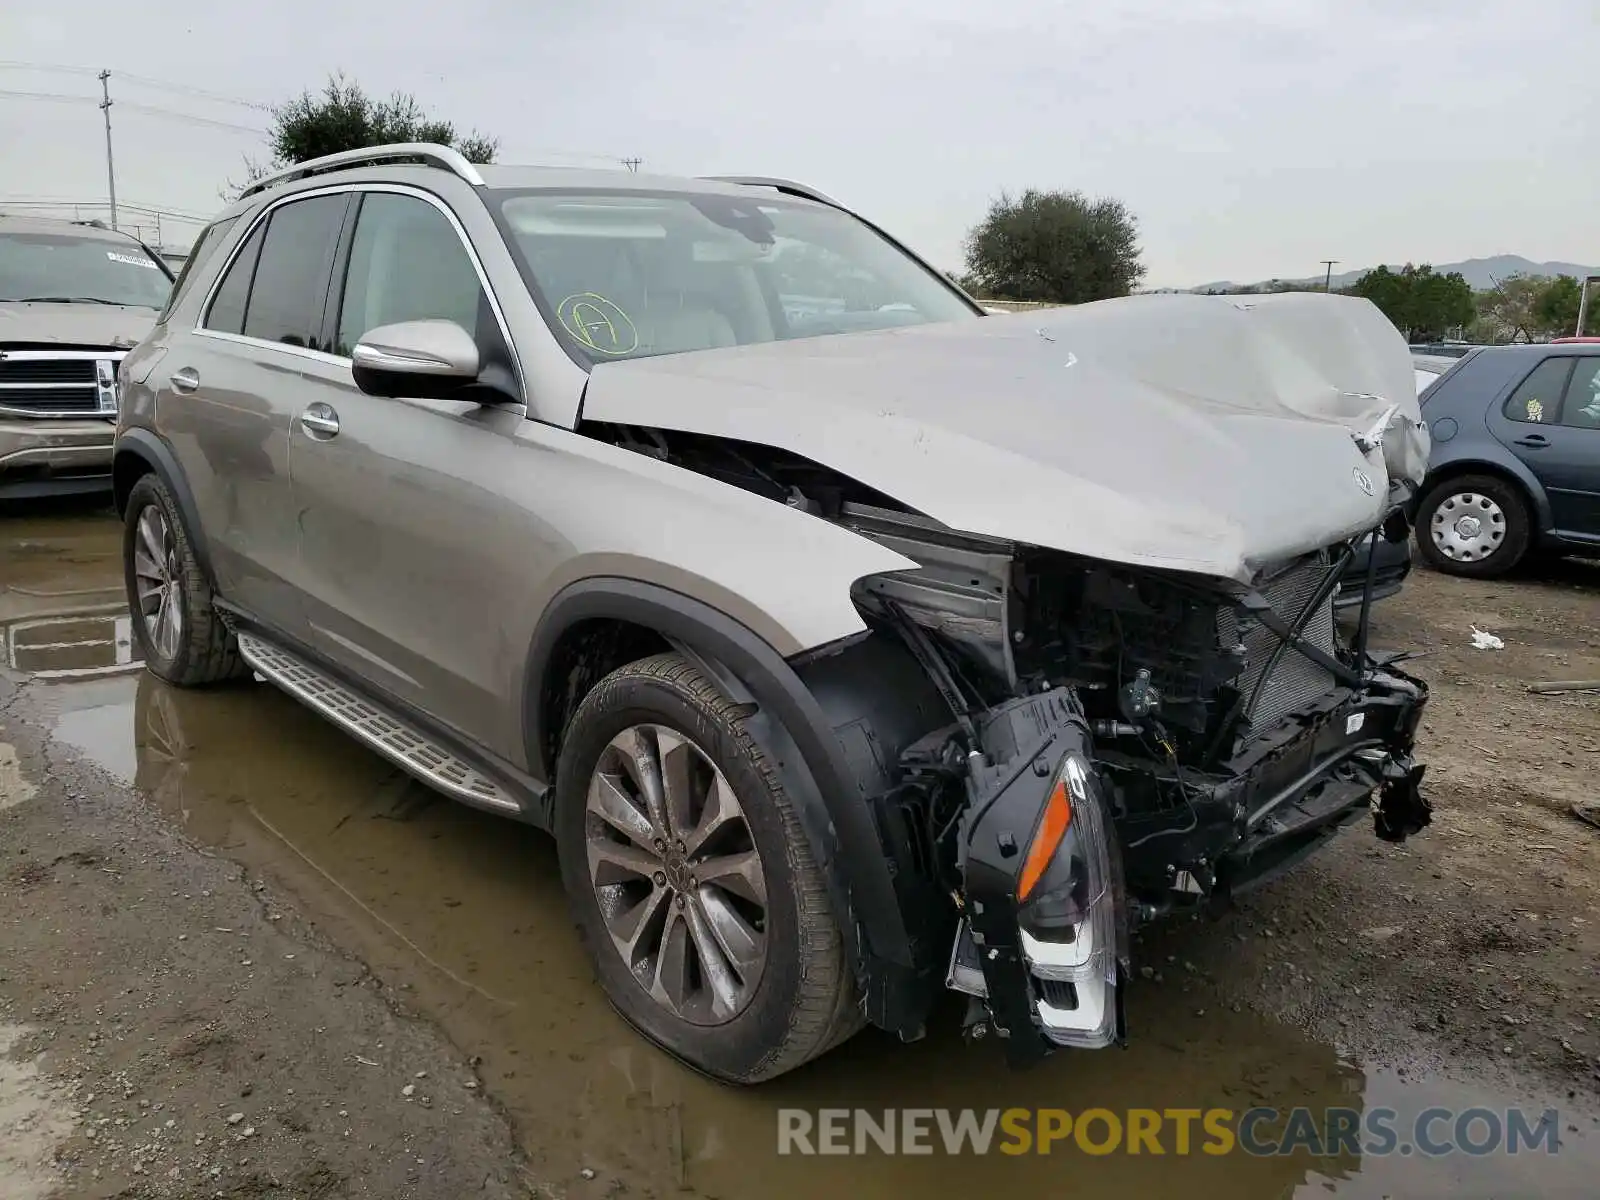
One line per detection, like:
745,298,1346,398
113,144,1432,1082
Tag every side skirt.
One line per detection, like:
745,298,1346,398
233,628,546,825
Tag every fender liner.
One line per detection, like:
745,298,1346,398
113,428,215,581
523,576,926,1036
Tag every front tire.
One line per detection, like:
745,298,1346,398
1414,474,1531,578
553,652,860,1083
122,474,244,686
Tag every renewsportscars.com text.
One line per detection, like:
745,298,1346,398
776,1106,1561,1158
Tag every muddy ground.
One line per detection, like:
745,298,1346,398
1,502,1597,1199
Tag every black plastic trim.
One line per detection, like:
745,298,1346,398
112,427,214,581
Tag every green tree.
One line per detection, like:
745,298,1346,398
268,74,498,166
1534,274,1582,337
963,189,1144,304
1473,274,1544,343
225,75,498,199
1350,264,1409,326
1350,263,1473,341
1409,266,1475,338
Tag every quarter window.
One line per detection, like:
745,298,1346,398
204,221,264,335
160,216,235,323
335,192,486,356
1502,357,1574,424
241,194,348,350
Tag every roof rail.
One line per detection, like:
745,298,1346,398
701,176,842,210
239,142,485,201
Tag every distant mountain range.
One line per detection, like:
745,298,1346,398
1191,255,1600,294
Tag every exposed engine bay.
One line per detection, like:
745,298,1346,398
591,421,1433,1063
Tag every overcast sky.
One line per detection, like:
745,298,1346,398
2,0,1593,286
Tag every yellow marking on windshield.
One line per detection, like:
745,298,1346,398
557,292,639,356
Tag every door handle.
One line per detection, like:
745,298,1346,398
170,367,200,394
299,403,341,439
1513,434,1548,448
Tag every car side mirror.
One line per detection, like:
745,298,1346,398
351,319,482,400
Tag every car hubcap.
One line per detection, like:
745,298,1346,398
132,505,184,660
1430,492,1506,562
584,724,768,1025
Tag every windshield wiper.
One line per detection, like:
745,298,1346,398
8,295,119,305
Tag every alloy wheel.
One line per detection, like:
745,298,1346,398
132,505,184,661
1429,491,1506,563
584,723,768,1025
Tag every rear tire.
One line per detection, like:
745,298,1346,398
1414,474,1531,578
122,473,244,686
553,651,861,1083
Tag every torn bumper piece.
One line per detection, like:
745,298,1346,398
949,667,1429,1066
952,689,1130,1067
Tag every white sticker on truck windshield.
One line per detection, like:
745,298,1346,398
1346,712,1365,735
106,251,159,269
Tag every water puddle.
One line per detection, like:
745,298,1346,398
6,511,1595,1198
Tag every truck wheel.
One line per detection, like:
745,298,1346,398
1414,474,1531,578
553,652,861,1083
122,474,244,686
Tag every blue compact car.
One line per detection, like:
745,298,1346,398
1413,344,1600,576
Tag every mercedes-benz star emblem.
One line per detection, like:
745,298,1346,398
1353,467,1375,496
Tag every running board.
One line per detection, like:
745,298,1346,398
235,631,522,815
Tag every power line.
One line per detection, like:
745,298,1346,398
0,88,265,135
119,100,266,135
3,66,638,168
0,61,270,111
0,87,96,105
0,61,99,78
114,70,271,112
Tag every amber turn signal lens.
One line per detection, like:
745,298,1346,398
1017,778,1073,901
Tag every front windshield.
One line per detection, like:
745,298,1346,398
494,190,976,361
0,232,173,308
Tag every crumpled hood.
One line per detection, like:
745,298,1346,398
0,302,157,350
582,291,1428,584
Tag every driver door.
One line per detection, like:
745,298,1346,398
288,188,531,751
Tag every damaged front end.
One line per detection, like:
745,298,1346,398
839,502,1431,1066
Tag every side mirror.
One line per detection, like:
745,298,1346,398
351,319,481,399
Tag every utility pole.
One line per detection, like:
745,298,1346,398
98,70,118,231
1320,260,1339,292
1576,275,1600,338
622,157,642,173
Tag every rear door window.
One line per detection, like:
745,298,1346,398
240,194,349,351
1502,357,1575,424
1560,358,1600,429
